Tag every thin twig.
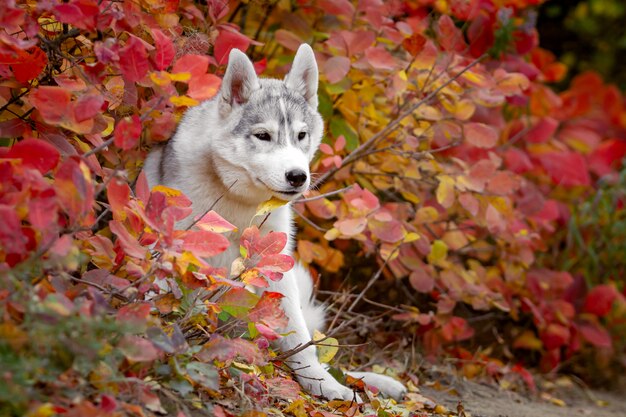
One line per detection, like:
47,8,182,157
347,247,400,312
185,180,238,230
291,206,327,233
295,185,354,203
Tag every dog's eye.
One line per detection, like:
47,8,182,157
298,132,307,140
254,132,271,141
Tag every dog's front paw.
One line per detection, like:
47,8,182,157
346,372,407,400
300,374,362,403
380,378,407,401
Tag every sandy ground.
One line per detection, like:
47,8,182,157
420,378,626,417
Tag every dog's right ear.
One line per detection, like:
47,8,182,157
219,49,259,113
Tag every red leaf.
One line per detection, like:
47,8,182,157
409,269,435,293
330,30,376,56
152,29,175,71
100,394,117,413
182,230,230,257
6,46,48,83
275,29,303,51
511,364,536,392
402,33,427,56
0,205,27,256
119,35,150,82
73,93,104,122
28,189,58,230
322,56,351,84
214,28,251,65
317,0,355,18
335,217,367,236
194,210,236,233
435,15,466,52
256,254,294,273
441,317,474,342
198,334,264,365
119,335,159,362
467,14,494,58
54,0,99,31
583,285,619,317
365,46,397,70
538,151,591,187
7,138,60,174
188,73,222,101
113,115,142,150
369,218,405,243
107,178,131,219
172,54,209,78
248,292,288,329
540,323,570,350
117,302,151,325
588,139,626,177
458,193,479,216
54,159,94,224
266,377,301,400
526,117,558,143
465,123,498,148
579,321,612,348
135,171,150,204
504,148,534,174
0,0,25,28
109,220,146,259
486,171,521,195
242,228,288,257
29,86,71,125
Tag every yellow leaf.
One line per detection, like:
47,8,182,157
284,399,307,417
313,329,338,363
26,403,56,417
401,190,421,204
414,105,442,121
415,206,439,224
151,71,191,85
169,72,191,82
461,70,488,87
150,71,172,86
324,227,341,241
427,240,448,265
255,196,287,217
444,98,476,120
436,175,455,208
152,185,182,196
101,115,115,136
170,95,199,107
404,232,421,243
540,392,566,407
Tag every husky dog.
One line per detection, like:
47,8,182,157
143,44,406,401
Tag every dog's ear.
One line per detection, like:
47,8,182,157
285,44,319,109
220,49,259,112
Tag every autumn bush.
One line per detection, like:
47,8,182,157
1,0,625,416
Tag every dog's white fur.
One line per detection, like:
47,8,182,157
143,44,406,401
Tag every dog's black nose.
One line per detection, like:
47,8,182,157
286,169,307,187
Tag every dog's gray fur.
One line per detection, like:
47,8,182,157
143,44,406,401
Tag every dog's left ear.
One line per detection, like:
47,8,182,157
285,44,319,109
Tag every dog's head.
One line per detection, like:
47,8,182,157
211,44,323,203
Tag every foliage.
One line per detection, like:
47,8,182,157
1,0,625,416
538,0,626,89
